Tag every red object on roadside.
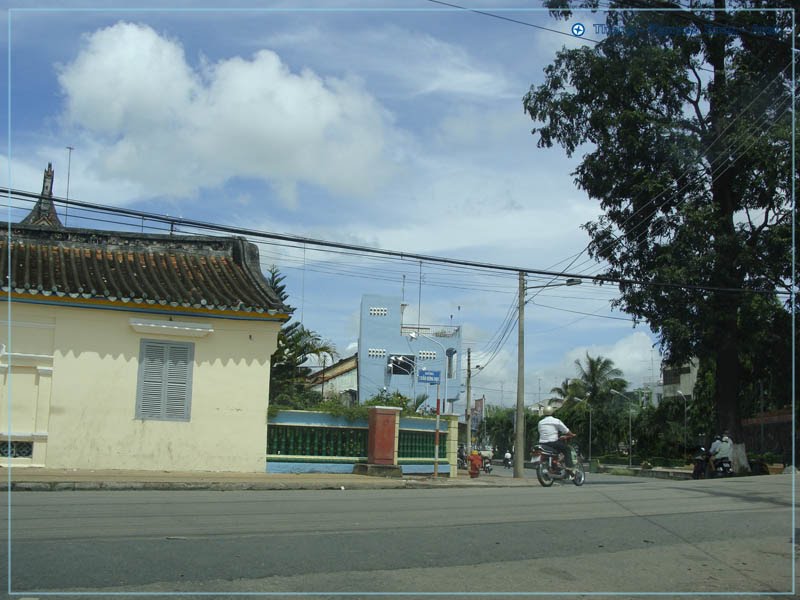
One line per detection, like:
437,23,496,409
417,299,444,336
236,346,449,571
468,453,483,478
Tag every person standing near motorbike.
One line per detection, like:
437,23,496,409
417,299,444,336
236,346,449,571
537,406,576,472
457,444,466,469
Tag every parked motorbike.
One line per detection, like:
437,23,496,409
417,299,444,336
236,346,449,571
531,439,585,487
691,448,709,479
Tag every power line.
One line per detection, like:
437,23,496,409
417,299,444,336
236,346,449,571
4,187,789,298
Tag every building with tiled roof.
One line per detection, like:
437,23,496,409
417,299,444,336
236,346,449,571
1,164,291,473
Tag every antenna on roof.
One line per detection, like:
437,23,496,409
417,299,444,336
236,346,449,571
65,146,74,226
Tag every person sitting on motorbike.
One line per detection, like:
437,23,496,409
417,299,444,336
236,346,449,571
710,431,733,470
537,406,576,472
503,450,512,468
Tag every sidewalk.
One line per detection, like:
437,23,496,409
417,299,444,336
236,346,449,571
1,467,541,492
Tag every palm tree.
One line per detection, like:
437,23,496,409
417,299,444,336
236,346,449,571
571,353,629,454
573,353,627,401
549,377,586,406
267,266,338,405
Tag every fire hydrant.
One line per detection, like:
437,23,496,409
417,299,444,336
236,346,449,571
468,450,483,479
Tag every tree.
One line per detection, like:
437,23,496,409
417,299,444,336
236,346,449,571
573,353,627,400
569,353,629,455
267,266,338,407
524,2,796,439
549,377,586,404
484,405,515,454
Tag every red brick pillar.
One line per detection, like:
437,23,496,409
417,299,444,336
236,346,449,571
367,406,400,465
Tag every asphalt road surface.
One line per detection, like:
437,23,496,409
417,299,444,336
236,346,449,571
2,473,795,599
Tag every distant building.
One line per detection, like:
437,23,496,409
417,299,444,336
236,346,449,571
307,353,358,406
659,358,699,405
357,294,462,408
1,163,290,472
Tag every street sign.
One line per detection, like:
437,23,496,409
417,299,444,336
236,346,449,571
418,370,441,384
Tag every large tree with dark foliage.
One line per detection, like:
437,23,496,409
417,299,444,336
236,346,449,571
523,1,796,438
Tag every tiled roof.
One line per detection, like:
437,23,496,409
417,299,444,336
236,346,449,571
20,163,63,229
2,223,291,317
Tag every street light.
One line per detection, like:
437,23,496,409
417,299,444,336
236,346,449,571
408,331,448,477
677,390,688,459
610,389,637,468
514,275,582,478
575,394,591,464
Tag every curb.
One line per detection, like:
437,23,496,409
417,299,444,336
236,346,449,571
2,476,542,492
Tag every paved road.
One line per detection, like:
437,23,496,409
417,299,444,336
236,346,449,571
2,474,795,599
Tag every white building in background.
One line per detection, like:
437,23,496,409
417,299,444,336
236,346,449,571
659,358,699,405
357,294,462,408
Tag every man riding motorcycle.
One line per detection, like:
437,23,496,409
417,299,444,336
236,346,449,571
537,406,576,473
709,431,733,472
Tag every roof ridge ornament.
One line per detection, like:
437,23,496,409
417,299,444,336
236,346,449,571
20,163,64,229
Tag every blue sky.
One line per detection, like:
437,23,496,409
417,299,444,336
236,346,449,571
2,1,664,411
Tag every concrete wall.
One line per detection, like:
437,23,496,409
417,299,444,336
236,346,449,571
266,410,459,476
1,301,281,472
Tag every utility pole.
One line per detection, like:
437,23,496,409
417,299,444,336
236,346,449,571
465,347,472,454
514,271,525,478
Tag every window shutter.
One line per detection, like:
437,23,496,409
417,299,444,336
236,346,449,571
139,342,166,419
136,340,194,421
164,343,192,420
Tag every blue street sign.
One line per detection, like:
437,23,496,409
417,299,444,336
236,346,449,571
418,370,441,384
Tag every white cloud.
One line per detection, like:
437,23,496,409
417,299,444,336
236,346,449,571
56,21,400,202
538,331,661,392
532,13,597,61
261,24,518,100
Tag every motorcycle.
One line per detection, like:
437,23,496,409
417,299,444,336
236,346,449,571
691,447,709,479
531,438,585,487
482,457,493,474
503,456,512,469
691,448,734,479
712,457,733,477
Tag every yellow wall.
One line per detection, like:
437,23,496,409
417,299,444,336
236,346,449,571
1,301,281,472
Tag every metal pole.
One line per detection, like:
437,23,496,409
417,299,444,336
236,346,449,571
629,405,632,468
589,406,592,464
442,357,447,475
684,397,687,458
434,382,440,477
514,271,525,478
678,390,687,460
410,332,447,477
466,348,472,454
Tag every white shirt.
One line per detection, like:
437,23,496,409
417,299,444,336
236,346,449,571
504,451,511,459
537,416,570,443
714,436,732,459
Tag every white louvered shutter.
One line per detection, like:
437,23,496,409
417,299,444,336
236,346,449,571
139,342,167,419
136,340,194,421
164,343,192,420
